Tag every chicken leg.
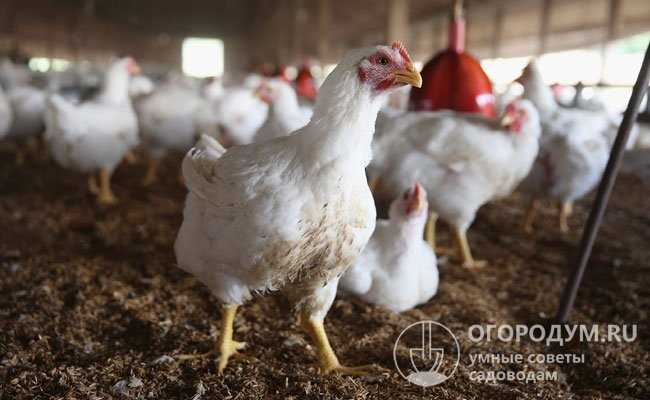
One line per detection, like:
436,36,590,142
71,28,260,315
425,212,438,250
97,168,117,205
368,176,380,194
559,201,573,233
124,150,137,164
142,158,160,186
217,304,247,373
175,304,246,369
300,312,373,375
88,175,100,195
454,227,486,269
522,198,540,234
15,149,25,165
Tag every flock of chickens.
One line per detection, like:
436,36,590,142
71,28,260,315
0,41,640,375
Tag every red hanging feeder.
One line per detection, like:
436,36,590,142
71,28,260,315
409,0,496,117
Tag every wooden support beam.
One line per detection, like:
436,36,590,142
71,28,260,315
538,0,552,56
318,0,330,62
387,0,410,44
600,0,622,83
491,6,504,58
291,0,306,64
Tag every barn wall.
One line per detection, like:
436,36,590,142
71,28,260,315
0,0,182,68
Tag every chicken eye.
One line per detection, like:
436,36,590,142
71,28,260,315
378,57,389,65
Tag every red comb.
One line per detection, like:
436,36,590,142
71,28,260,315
391,41,412,64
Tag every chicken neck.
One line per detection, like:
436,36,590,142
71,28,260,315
98,63,131,105
300,69,386,169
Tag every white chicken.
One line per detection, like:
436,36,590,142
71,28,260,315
7,86,47,138
45,57,140,205
622,148,650,184
254,79,312,142
129,75,155,99
517,60,634,151
213,88,268,146
174,42,422,374
2,59,46,147
518,121,610,233
369,108,430,188
517,60,623,232
371,99,541,268
0,85,12,138
339,182,438,312
0,59,31,90
636,122,650,149
242,73,265,89
202,77,224,102
137,83,214,185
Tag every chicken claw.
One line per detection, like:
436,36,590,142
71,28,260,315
217,304,245,373
522,198,540,234
454,228,486,270
424,212,438,250
88,175,100,195
97,192,118,205
368,176,380,193
124,150,137,164
97,168,118,205
559,201,573,233
462,259,487,269
142,158,160,186
300,314,374,376
217,339,247,373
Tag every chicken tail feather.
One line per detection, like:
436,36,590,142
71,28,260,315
181,134,227,199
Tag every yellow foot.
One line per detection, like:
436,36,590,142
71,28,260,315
559,222,570,234
142,158,160,186
15,151,25,166
217,339,247,373
522,198,540,235
435,246,456,256
559,201,573,234
88,176,100,195
124,151,137,164
462,259,487,270
523,223,535,235
175,351,212,361
97,193,118,205
142,174,157,187
321,362,376,376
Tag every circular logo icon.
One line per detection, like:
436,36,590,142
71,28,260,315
393,321,461,387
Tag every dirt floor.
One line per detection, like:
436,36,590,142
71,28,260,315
0,141,648,400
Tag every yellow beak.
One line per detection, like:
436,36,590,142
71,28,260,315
393,65,422,88
501,113,515,128
254,85,272,103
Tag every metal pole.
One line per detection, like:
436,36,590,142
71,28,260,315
555,41,650,323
